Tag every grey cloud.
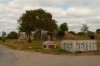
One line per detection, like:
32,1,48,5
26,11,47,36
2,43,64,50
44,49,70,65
0,0,100,33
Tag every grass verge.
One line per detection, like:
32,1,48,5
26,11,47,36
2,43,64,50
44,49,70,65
0,39,67,54
0,39,100,55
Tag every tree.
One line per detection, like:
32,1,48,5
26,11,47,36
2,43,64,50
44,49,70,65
2,31,6,42
7,31,18,39
18,8,57,42
60,23,68,32
58,23,68,38
96,29,100,34
81,24,89,34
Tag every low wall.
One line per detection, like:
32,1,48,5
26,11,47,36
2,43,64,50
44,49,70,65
61,40,97,52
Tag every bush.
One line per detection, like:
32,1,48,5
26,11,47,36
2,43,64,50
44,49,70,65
2,37,6,42
0,37,2,40
96,29,100,34
58,31,64,37
87,31,95,39
68,31,77,35
77,32,85,35
7,31,18,39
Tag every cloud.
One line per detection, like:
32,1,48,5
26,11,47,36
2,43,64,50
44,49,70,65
0,0,100,34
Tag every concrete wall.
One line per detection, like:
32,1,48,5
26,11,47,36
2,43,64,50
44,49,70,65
61,40,97,52
18,32,35,40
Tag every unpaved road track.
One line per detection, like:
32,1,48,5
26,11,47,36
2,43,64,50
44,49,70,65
0,45,15,66
0,44,100,66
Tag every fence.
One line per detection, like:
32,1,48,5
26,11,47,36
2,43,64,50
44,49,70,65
61,40,97,52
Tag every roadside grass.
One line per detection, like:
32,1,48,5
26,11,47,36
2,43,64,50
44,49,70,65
0,39,100,55
97,40,100,46
0,39,43,50
0,39,67,54
97,40,100,52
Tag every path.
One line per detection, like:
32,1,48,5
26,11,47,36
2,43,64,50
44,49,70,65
0,44,100,66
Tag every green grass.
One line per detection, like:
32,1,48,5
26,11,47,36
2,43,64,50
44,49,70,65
0,39,67,54
1,40,43,50
1,39,100,55
97,40,100,46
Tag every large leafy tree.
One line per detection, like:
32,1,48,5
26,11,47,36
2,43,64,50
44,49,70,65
18,8,57,42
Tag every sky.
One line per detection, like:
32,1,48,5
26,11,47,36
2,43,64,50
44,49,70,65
0,0,100,35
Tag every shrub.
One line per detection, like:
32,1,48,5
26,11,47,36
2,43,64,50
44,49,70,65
7,31,18,39
68,31,77,35
0,37,2,40
77,32,85,35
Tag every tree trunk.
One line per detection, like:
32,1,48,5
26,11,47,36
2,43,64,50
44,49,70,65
28,34,31,43
35,30,41,40
48,32,53,41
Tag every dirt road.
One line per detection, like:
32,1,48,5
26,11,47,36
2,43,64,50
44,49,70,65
0,44,100,66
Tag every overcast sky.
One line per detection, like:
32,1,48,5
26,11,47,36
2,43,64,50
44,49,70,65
0,0,100,34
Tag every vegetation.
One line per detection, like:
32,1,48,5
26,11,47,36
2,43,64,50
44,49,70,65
60,23,68,32
0,8,100,55
87,31,95,39
0,37,2,40
18,8,57,43
68,31,77,35
96,29,100,34
1,39,100,55
2,31,6,42
58,23,68,38
81,24,89,34
0,39,67,54
77,32,85,35
7,31,18,39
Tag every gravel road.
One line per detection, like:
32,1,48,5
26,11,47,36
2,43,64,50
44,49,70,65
0,45,16,66
0,44,100,66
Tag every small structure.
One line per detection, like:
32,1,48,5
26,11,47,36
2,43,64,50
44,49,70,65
41,31,48,41
61,40,97,52
18,32,35,42
42,35,56,49
42,41,56,49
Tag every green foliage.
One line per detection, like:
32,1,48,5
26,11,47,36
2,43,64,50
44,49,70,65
77,32,85,35
2,31,6,37
2,38,6,42
7,31,18,39
87,31,95,35
2,31,6,42
18,8,57,42
81,24,89,34
68,31,77,35
57,30,65,38
96,29,100,34
18,8,57,32
0,37,2,40
58,23,68,38
60,23,68,31
87,31,95,34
